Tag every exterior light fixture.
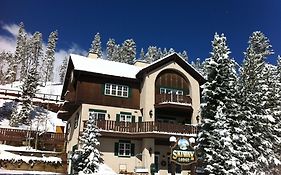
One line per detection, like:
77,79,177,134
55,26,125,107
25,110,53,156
149,110,153,118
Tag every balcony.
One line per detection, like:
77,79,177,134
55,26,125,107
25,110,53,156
155,94,192,104
96,120,197,135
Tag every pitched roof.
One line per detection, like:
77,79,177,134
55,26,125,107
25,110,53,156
70,54,141,79
69,53,205,84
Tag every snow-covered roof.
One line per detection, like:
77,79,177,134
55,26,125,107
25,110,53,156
70,54,142,79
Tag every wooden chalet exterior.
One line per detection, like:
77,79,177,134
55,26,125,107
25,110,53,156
58,53,205,175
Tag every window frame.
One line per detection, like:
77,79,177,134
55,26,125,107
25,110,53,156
160,87,184,95
118,142,131,156
104,83,129,98
120,114,132,122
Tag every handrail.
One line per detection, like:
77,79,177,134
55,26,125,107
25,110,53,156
0,88,61,102
96,120,197,135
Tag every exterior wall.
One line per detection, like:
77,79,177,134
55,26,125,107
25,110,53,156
99,138,142,173
66,106,82,152
140,62,201,124
80,104,142,124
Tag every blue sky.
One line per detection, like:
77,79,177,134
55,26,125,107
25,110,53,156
1,0,281,64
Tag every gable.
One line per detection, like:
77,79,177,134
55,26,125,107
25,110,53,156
136,53,205,85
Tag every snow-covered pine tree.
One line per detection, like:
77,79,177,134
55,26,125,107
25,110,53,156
179,50,188,62
106,38,116,61
145,46,158,63
89,32,102,58
168,48,175,54
3,52,16,84
156,47,162,61
10,32,42,126
238,31,280,174
59,56,68,83
191,58,204,76
139,48,145,60
120,39,136,64
9,65,39,126
14,22,26,81
197,33,249,174
28,32,43,73
43,30,58,85
162,48,168,57
72,112,102,174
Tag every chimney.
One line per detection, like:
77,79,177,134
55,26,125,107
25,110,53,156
134,60,149,67
88,52,98,59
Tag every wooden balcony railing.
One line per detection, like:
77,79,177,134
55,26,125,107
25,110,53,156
96,120,197,135
0,128,65,151
155,94,192,104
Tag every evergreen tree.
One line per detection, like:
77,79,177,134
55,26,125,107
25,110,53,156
111,44,121,62
120,39,136,64
179,50,188,62
43,30,58,85
197,33,250,174
59,56,68,83
9,65,39,126
192,58,204,75
239,31,280,174
139,48,145,60
89,32,102,58
145,46,158,63
168,48,175,54
106,38,116,60
72,112,102,174
162,48,168,57
14,22,26,81
4,52,16,84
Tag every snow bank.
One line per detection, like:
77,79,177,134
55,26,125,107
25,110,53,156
0,144,62,164
78,163,117,175
0,168,63,174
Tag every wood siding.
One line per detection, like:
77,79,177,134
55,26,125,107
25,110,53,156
75,73,140,109
155,70,190,95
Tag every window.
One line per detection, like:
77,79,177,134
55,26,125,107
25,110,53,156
114,141,135,157
104,83,129,97
116,112,135,123
120,114,132,122
160,87,184,95
119,142,131,156
89,109,106,121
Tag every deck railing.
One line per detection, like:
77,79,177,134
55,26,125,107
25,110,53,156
0,88,61,102
96,120,197,135
155,94,192,104
0,128,65,151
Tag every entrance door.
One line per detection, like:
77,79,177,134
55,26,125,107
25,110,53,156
155,154,160,172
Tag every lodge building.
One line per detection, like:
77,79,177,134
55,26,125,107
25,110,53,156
58,52,205,175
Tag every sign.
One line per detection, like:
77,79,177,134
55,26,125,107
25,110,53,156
171,138,196,165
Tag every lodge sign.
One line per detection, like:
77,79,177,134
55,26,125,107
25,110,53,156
171,138,196,165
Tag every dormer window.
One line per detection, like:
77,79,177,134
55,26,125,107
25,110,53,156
104,83,129,98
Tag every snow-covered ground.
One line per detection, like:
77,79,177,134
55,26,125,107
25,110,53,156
0,82,66,132
0,99,65,132
0,81,63,96
78,164,117,175
0,144,62,164
0,169,64,174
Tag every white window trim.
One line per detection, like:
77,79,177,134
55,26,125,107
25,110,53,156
160,87,184,95
105,83,129,98
120,114,132,122
118,142,131,156
89,111,106,120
